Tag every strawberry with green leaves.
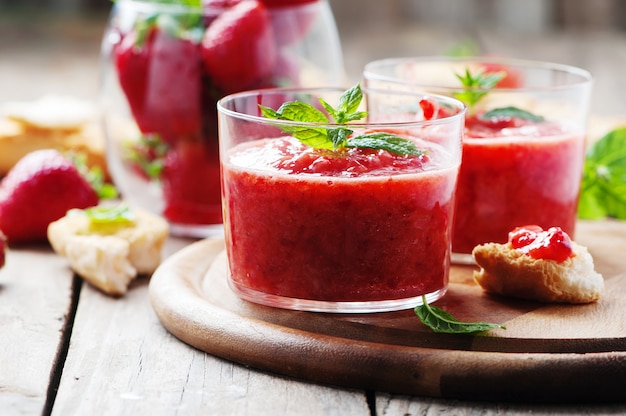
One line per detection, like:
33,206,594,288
0,150,105,244
114,11,204,143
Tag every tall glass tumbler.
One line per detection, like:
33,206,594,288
363,57,593,262
217,86,465,312
100,0,345,237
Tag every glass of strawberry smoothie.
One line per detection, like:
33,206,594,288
100,0,344,237
217,86,465,312
363,57,593,263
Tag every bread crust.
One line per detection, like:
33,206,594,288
0,96,108,178
472,242,604,304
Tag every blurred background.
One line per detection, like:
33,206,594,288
1,0,626,117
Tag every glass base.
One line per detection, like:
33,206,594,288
169,222,224,239
451,251,475,265
228,279,447,313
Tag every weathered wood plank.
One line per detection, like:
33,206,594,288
0,245,75,415
51,238,370,415
376,393,626,415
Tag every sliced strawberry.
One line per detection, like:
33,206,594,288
0,150,99,244
201,0,277,94
114,25,203,143
161,139,222,225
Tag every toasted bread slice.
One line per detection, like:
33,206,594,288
472,242,604,304
0,96,107,178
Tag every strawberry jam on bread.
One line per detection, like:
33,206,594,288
472,225,604,304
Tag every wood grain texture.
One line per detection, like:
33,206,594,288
0,244,75,415
51,237,369,416
149,220,626,404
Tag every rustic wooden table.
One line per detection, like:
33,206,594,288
2,7,626,416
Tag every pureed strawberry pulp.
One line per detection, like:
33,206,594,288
452,115,585,254
218,87,465,312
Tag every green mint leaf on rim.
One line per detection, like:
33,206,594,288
415,296,506,334
260,103,333,150
454,68,505,114
578,127,626,220
481,106,544,122
347,133,425,156
259,84,423,156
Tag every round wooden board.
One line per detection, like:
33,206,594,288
149,221,626,403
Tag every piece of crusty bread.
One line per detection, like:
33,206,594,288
0,96,108,178
48,207,169,296
472,242,604,304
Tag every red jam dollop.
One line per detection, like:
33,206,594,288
508,225,574,263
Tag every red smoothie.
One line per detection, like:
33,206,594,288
222,136,458,303
452,116,585,254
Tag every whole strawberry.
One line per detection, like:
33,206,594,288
114,21,203,143
201,0,277,94
0,150,99,244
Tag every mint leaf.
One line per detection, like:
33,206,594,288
482,106,544,122
260,83,424,157
415,296,505,334
260,103,332,150
328,128,352,148
347,133,424,156
454,69,505,113
578,127,626,219
321,84,368,124
84,204,135,224
269,101,329,123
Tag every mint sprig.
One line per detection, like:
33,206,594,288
259,84,424,156
454,69,505,114
455,68,545,123
415,296,505,334
578,127,626,219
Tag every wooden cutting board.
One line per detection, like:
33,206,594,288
149,220,626,403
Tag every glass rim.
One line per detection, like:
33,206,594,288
115,0,323,14
362,55,594,92
115,0,203,13
216,86,466,128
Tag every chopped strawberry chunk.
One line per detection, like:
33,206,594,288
508,225,574,263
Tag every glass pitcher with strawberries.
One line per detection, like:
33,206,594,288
99,0,344,237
